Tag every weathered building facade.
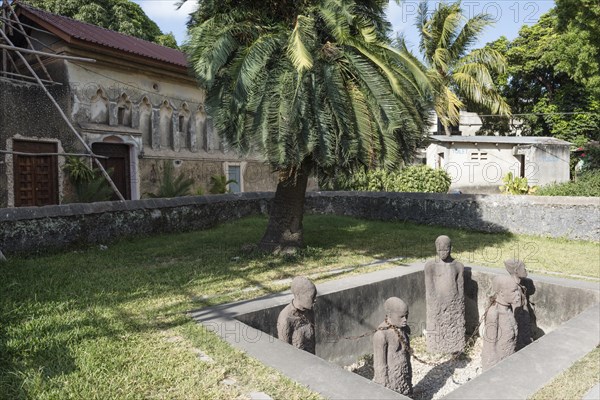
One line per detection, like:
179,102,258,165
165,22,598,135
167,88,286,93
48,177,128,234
0,4,277,208
426,136,571,193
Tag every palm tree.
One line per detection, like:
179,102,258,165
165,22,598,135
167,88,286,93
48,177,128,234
415,1,510,135
186,0,431,252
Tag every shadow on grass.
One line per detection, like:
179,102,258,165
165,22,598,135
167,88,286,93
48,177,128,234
0,214,514,398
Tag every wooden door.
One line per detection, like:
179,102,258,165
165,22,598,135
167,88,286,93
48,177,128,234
92,143,131,200
13,140,59,207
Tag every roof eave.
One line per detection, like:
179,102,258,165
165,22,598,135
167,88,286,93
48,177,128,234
16,6,190,74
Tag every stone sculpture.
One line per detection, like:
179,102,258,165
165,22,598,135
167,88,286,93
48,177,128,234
277,276,317,354
481,275,521,370
373,297,413,395
424,235,466,353
505,259,536,350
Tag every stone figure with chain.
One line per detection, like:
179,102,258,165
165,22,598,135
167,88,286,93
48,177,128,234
373,297,413,395
277,276,317,354
504,259,537,350
424,235,466,354
481,274,522,370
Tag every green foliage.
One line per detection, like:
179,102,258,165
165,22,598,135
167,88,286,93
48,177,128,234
64,156,95,183
482,7,600,142
408,1,510,132
147,162,194,198
21,0,174,45
536,171,600,197
155,32,179,49
326,165,451,193
499,172,537,195
185,0,431,182
395,165,452,193
208,175,237,194
579,142,600,171
63,156,113,202
554,0,600,94
73,173,114,202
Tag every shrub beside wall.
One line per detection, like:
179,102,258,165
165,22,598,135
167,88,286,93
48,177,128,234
536,171,600,197
327,165,451,193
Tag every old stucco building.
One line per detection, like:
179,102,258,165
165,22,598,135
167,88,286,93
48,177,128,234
0,4,277,208
426,136,571,193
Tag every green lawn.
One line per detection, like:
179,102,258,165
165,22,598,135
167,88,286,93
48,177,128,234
1,215,598,399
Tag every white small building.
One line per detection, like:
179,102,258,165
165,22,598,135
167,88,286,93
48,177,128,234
426,136,571,193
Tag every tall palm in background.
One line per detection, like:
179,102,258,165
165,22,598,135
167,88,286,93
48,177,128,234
185,0,431,251
414,1,510,134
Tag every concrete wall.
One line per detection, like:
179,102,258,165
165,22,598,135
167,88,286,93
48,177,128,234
227,265,599,366
192,265,600,400
427,111,483,136
527,144,571,186
238,269,427,366
0,191,597,256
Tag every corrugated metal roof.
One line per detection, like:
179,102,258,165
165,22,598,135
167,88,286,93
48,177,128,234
429,135,571,145
17,4,188,69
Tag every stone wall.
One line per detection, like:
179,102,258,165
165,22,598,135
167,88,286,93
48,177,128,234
0,193,273,255
305,192,599,242
0,192,597,256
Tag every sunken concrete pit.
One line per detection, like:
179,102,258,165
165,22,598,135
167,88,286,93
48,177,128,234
190,263,600,399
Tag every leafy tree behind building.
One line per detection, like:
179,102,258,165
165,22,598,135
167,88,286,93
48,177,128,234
21,0,179,48
481,4,599,146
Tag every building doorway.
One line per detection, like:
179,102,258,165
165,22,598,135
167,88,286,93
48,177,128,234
13,140,59,207
92,142,131,200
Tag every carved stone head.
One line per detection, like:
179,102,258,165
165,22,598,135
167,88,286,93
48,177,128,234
434,235,452,261
385,297,409,328
504,259,527,279
493,275,522,308
291,277,317,311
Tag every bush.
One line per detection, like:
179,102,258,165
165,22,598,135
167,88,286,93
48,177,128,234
328,165,451,193
63,156,113,202
396,165,452,193
536,171,600,197
209,175,237,194
499,172,537,195
146,161,194,198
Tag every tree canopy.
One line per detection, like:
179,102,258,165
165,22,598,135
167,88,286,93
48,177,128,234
482,7,599,145
186,0,430,177
184,0,432,250
21,0,179,48
554,0,600,92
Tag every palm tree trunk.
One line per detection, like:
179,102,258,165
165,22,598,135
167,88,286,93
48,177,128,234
259,164,310,253
444,123,451,136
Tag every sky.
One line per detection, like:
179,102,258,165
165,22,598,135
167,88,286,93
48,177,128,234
133,0,555,51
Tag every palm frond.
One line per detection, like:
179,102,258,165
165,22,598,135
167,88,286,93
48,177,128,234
287,15,315,72
456,47,508,75
449,13,493,59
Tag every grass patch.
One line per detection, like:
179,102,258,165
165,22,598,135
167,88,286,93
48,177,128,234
1,215,598,399
529,346,600,400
